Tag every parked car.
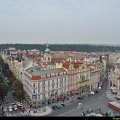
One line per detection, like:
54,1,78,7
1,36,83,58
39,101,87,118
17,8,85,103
8,106,13,112
95,89,100,93
77,95,85,100
61,103,65,107
57,104,63,108
55,104,61,109
13,105,18,111
19,106,25,112
89,91,95,95
98,87,101,90
52,104,61,110
52,105,59,110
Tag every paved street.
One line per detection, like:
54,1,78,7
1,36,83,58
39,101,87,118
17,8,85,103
5,110,30,116
2,75,120,116
48,79,114,116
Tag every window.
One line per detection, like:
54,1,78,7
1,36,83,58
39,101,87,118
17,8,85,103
82,76,85,81
60,78,63,82
42,81,45,85
47,74,50,77
42,86,45,91
38,95,40,99
33,90,35,94
48,92,50,97
42,75,46,79
33,83,35,87
38,82,40,93
56,82,58,88
60,89,63,93
48,57,50,61
57,78,58,83
52,79,54,83
48,81,50,85
64,72,66,74
52,83,55,88
42,94,45,98
61,82,63,87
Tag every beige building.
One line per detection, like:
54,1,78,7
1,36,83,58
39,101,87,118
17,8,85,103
89,64,101,91
63,60,91,96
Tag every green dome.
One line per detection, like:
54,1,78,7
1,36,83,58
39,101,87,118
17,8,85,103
45,48,50,53
45,44,50,53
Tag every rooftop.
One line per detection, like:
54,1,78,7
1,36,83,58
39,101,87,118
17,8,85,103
26,67,67,76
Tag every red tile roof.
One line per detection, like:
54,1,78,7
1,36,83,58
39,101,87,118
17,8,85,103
63,61,70,69
51,57,65,63
31,76,41,80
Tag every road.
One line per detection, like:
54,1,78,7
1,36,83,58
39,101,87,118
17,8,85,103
48,79,113,116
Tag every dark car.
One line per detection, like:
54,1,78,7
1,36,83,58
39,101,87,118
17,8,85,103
61,103,65,107
55,104,61,109
52,105,59,110
19,106,25,112
77,95,85,100
95,89,100,93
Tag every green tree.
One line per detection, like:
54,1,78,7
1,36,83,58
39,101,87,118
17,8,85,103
0,83,9,99
0,57,4,68
0,75,4,83
4,69,12,77
2,63,9,74
8,76,16,86
11,80,24,99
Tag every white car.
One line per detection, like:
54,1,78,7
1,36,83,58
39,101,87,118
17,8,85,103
8,106,13,112
98,87,101,90
13,107,18,111
90,91,95,95
13,105,18,111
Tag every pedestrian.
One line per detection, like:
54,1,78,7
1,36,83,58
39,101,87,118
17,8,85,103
29,109,31,113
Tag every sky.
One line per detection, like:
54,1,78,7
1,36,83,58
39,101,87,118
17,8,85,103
0,0,120,45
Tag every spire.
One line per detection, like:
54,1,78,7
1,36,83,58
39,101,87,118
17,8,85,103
45,44,50,54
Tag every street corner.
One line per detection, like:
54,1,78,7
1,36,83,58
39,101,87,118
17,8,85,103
29,106,52,116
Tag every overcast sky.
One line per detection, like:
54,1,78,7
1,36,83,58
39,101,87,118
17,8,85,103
0,0,120,45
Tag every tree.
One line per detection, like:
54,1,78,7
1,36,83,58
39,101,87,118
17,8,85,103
4,69,12,77
0,75,4,83
8,76,15,86
2,63,9,74
11,80,24,99
0,83,9,100
0,57,4,68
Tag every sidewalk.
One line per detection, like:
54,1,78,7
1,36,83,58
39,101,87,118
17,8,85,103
106,86,116,101
28,106,52,116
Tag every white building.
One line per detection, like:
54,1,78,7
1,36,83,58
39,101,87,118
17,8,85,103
22,67,68,107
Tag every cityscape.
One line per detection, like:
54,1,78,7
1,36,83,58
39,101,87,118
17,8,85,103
0,45,120,117
0,0,120,117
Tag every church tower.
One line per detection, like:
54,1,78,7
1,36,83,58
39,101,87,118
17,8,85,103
44,44,51,62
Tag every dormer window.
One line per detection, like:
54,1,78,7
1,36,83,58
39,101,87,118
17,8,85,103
48,57,50,61
31,69,33,73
